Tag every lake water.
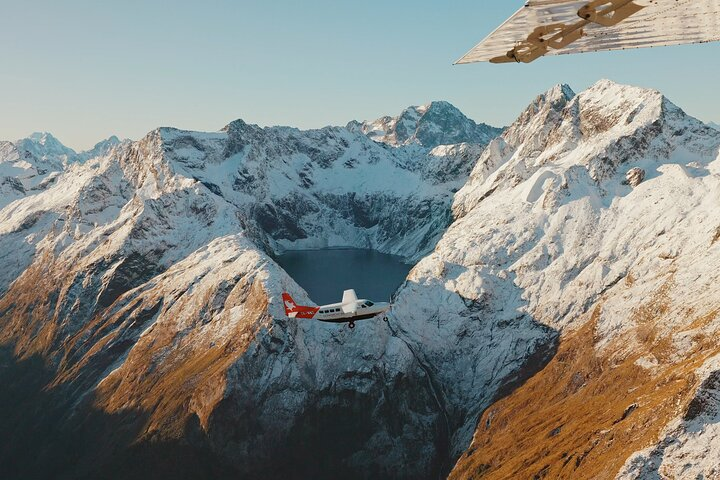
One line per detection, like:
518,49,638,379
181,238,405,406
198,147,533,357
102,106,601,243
276,248,413,305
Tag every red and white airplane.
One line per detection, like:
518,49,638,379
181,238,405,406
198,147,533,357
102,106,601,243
282,289,390,329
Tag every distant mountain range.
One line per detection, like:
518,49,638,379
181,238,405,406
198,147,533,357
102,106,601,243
1,81,720,480
0,133,123,208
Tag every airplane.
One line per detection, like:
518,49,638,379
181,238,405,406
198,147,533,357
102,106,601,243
282,289,390,329
455,0,720,64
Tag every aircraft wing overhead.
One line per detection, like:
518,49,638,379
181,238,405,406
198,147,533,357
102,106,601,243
456,0,720,64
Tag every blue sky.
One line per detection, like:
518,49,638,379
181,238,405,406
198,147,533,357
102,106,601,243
2,0,719,150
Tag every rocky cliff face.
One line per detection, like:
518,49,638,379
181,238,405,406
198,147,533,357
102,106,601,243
1,82,720,480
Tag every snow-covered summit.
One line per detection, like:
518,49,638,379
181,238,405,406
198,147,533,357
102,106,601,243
454,79,718,217
76,135,124,162
16,131,77,166
348,100,503,148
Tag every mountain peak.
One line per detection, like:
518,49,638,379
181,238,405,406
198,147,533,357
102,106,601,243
501,83,576,148
221,118,266,137
90,135,121,149
14,132,77,167
23,131,74,153
576,79,674,138
422,100,459,112
351,101,502,148
27,131,58,143
586,78,661,97
546,83,576,103
76,135,124,162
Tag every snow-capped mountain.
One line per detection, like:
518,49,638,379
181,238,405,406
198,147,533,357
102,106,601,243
347,101,503,148
442,79,720,479
1,83,719,480
15,132,78,166
709,121,720,131
76,135,123,162
0,133,123,209
0,103,500,479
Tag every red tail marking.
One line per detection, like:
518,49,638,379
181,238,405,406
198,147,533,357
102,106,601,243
282,293,319,319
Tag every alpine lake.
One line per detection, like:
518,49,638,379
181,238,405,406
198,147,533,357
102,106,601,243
275,248,413,305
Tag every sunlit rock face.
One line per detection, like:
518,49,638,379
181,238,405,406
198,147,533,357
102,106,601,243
2,81,720,480
625,167,646,187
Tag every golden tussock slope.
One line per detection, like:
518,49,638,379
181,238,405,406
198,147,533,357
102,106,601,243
450,283,718,480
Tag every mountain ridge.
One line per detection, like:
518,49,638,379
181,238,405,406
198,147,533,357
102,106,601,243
1,80,719,479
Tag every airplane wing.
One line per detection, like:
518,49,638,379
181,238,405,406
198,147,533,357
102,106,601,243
456,0,720,64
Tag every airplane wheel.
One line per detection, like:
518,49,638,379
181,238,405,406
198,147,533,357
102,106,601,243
383,316,388,322
349,322,355,329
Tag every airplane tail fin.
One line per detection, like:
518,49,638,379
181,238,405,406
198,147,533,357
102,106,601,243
342,289,358,305
282,293,319,319
282,293,297,316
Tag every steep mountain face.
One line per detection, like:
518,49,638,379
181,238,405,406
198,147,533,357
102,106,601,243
439,80,720,478
1,82,720,480
347,101,503,148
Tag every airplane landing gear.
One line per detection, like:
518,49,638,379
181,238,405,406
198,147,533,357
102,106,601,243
348,321,355,329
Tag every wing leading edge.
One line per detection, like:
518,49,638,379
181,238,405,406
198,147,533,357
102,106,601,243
456,0,720,64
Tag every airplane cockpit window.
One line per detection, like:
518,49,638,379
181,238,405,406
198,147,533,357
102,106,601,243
366,301,374,307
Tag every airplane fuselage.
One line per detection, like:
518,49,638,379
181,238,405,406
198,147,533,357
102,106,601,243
315,299,390,324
